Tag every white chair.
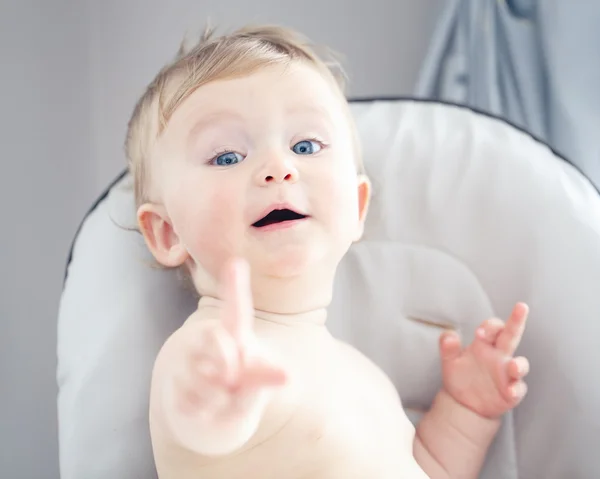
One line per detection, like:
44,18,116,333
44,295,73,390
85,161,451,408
57,99,600,479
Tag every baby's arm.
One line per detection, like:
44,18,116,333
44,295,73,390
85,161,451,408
413,304,530,479
149,260,287,457
413,389,500,479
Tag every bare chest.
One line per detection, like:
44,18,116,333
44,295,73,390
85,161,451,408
202,335,420,478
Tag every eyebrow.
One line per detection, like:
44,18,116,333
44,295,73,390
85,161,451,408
185,104,335,144
186,110,245,141
284,104,334,120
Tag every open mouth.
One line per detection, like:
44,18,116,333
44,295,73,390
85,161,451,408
252,209,307,228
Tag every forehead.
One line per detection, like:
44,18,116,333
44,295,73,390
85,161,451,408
166,62,346,133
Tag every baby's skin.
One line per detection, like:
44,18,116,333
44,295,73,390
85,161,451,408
149,261,529,479
136,60,530,479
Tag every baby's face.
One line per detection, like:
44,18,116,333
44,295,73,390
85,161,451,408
148,61,369,294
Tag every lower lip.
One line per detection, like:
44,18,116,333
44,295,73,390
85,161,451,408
252,218,308,232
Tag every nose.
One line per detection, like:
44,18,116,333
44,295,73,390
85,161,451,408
256,153,299,186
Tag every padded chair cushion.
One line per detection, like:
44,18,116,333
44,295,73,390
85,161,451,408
57,99,600,479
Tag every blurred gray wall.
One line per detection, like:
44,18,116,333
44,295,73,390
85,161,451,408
0,1,92,478
0,0,443,477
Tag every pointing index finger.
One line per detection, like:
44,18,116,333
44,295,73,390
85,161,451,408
221,257,254,344
496,302,529,355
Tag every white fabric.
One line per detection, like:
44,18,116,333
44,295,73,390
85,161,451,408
57,99,600,479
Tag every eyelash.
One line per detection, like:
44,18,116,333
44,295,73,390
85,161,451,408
206,147,240,164
302,136,329,150
206,137,329,164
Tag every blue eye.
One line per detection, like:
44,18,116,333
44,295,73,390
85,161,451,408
212,151,244,166
292,140,321,155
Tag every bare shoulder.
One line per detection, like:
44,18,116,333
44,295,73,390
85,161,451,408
334,339,385,372
334,340,401,402
333,339,416,447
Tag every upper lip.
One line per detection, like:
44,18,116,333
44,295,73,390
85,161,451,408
251,203,308,227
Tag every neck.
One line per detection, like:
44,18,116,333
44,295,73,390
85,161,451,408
193,259,338,318
252,269,335,316
197,296,328,327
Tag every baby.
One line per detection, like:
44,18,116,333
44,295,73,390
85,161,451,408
126,25,530,479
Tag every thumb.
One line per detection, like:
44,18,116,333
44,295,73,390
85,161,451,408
237,356,288,391
439,330,463,363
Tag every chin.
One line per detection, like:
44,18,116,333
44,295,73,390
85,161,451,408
253,244,330,278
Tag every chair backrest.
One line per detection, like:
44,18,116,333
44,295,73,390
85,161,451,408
57,98,600,479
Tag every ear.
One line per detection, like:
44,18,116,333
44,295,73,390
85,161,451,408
353,174,371,241
137,203,189,267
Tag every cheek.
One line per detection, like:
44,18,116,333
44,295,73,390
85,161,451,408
326,161,359,211
313,166,360,235
170,177,246,278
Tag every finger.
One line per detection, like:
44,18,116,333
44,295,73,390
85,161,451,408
507,380,528,404
221,257,254,344
507,356,530,380
176,388,203,416
439,330,463,362
176,381,229,417
475,318,505,345
496,302,529,355
236,357,288,391
190,326,240,386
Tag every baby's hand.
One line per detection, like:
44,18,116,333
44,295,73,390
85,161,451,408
439,303,530,419
164,258,287,454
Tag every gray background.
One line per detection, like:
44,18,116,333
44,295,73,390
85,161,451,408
0,0,443,477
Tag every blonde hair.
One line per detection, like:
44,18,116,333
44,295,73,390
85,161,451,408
125,24,359,208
